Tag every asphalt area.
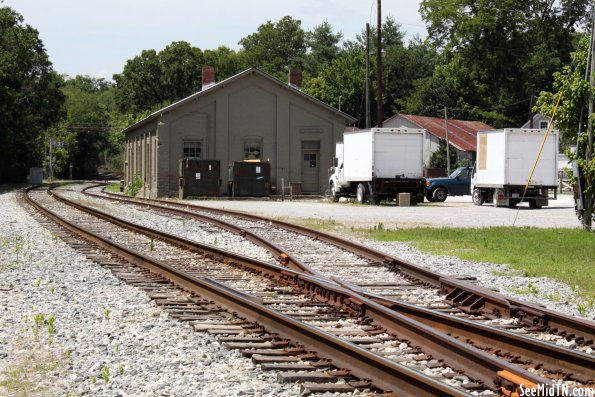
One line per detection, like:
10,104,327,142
183,193,580,229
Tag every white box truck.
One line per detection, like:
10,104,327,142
328,128,426,204
471,128,558,208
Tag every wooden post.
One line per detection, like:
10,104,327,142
365,23,371,129
585,9,595,230
281,178,285,202
376,0,383,127
444,107,451,175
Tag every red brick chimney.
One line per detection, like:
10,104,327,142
202,65,215,90
288,67,302,90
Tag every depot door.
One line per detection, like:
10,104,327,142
301,141,320,193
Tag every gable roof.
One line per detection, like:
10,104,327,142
123,67,357,135
385,113,494,152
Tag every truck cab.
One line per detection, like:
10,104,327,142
425,167,472,202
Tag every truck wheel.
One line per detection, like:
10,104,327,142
472,189,484,206
356,183,367,204
330,182,339,202
425,194,435,202
432,187,448,202
529,200,542,209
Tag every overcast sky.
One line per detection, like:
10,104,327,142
3,0,426,80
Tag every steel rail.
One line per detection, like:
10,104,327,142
24,186,469,396
97,188,595,344
333,277,595,385
35,186,562,395
81,184,319,277
82,184,595,384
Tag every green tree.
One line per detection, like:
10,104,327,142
0,6,64,182
113,49,162,115
159,41,203,101
418,0,589,126
304,21,342,75
303,47,365,125
238,16,306,77
429,139,459,169
62,76,122,178
203,46,245,81
535,34,594,229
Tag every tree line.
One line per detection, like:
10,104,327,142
0,1,591,184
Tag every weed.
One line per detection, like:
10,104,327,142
125,174,143,197
33,279,41,288
91,376,97,385
527,281,538,295
115,343,119,353
47,315,56,345
102,365,110,384
577,303,587,316
213,237,218,246
104,308,110,321
118,365,124,375
150,237,154,252
377,222,384,231
50,286,55,294
33,314,45,342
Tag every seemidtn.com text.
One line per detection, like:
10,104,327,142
519,384,595,397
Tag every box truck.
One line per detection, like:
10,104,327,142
328,128,426,204
471,129,558,208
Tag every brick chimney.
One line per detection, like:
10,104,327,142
288,67,302,90
202,65,215,90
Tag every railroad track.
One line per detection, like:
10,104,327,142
21,185,595,396
87,186,595,350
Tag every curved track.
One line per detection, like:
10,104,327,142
21,185,595,396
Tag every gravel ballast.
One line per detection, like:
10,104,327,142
0,190,299,396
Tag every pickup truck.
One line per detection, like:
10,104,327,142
425,167,472,202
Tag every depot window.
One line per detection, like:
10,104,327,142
244,140,262,160
183,141,202,159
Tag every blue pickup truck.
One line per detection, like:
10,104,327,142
425,167,472,202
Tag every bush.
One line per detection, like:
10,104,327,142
125,174,143,196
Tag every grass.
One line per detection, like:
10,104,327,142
359,227,595,299
0,351,65,396
104,183,121,193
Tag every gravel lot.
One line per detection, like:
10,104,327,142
184,194,581,229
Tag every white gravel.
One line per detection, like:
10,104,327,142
0,190,300,396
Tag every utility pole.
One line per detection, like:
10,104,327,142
376,0,383,127
585,7,595,230
444,106,451,175
529,95,534,129
365,23,371,129
49,139,54,182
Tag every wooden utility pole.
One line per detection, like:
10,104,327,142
365,23,371,129
376,0,383,127
529,95,534,129
444,106,451,175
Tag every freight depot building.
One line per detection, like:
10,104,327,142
123,67,356,198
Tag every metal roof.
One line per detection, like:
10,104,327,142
390,114,494,152
123,67,357,135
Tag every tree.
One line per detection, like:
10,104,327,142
429,139,459,169
303,47,366,125
0,6,64,182
239,16,306,77
418,0,590,126
304,21,342,75
113,41,203,116
62,76,122,178
535,34,594,229
203,46,245,81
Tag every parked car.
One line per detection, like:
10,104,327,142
425,167,472,202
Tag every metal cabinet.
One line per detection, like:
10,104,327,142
179,159,220,199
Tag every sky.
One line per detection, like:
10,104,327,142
3,0,426,80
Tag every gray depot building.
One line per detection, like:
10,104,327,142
122,67,356,198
